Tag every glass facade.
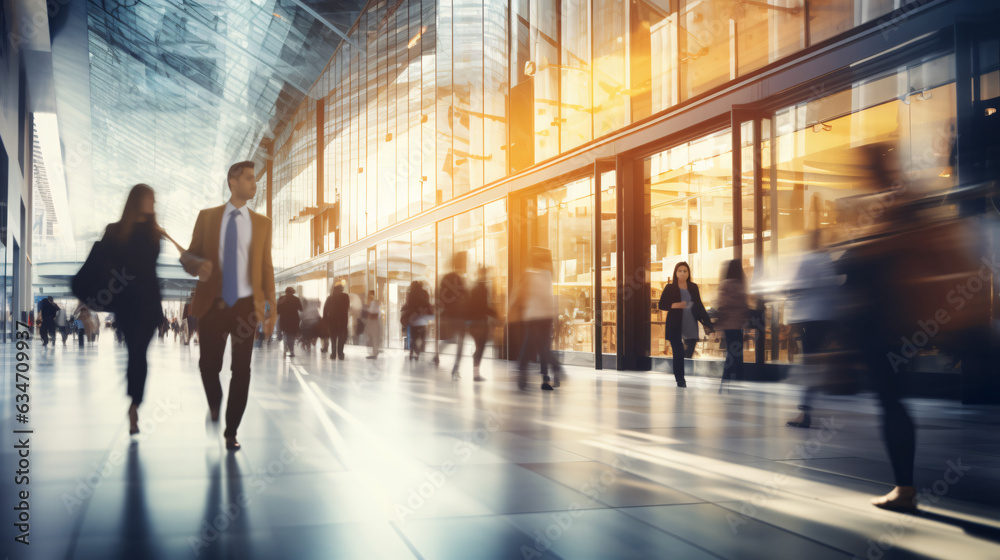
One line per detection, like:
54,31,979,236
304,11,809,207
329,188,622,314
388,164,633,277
647,130,733,361
273,0,912,263
760,54,958,362
265,0,993,375
527,177,595,354
599,170,617,355
272,102,317,271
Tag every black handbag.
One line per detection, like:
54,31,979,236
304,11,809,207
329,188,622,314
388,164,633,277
71,239,118,312
355,317,366,335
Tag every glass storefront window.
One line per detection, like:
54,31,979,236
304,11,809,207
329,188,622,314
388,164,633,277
453,0,485,196
484,0,508,183
455,207,485,271
600,170,617,355
531,177,594,354
647,129,733,360
761,54,958,362
388,234,412,348
593,0,627,136
980,38,1000,101
331,257,349,293
533,0,560,162
412,224,438,343
437,214,455,317
560,0,592,151
484,199,509,357
630,0,676,121
280,0,932,261
437,0,454,204
349,250,367,341
810,0,895,45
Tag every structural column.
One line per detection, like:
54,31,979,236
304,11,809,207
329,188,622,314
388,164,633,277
617,153,649,371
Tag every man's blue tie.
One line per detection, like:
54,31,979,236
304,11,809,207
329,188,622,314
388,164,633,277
222,209,240,307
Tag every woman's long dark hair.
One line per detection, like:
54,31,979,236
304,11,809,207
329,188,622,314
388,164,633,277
671,261,691,285
722,259,745,283
114,184,159,243
406,280,423,304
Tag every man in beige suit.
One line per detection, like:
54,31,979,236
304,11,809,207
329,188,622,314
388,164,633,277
182,161,276,450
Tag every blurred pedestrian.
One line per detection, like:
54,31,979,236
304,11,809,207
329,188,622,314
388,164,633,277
74,306,89,347
181,303,191,345
55,303,69,345
91,312,101,343
300,298,325,352
786,230,843,428
434,254,469,379
184,298,198,346
100,183,165,435
324,284,350,360
39,296,58,347
658,261,714,388
277,287,302,357
468,267,498,381
838,144,919,511
716,260,749,389
511,247,563,391
180,160,277,452
400,281,432,361
363,290,382,358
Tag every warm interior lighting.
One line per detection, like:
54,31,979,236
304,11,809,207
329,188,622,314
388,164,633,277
272,12,281,18
987,107,997,116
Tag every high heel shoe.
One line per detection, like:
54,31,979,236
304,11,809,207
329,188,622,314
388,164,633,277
128,404,140,435
871,488,918,513
786,412,811,429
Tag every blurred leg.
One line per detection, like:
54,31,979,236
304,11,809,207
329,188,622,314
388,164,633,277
198,305,229,414
470,321,488,367
668,337,685,384
123,320,157,406
722,329,743,381
224,299,258,439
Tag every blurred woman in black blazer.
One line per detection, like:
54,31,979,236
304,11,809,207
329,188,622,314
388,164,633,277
102,184,164,435
658,261,714,387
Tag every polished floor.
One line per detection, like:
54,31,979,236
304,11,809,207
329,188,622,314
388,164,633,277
2,333,999,560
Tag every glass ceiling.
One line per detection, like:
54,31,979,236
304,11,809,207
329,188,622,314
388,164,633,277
83,0,365,248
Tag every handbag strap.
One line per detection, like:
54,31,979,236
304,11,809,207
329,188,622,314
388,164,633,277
160,229,187,254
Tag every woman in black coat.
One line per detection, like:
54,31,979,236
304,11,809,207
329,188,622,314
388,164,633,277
658,261,714,387
102,184,165,434
400,281,433,362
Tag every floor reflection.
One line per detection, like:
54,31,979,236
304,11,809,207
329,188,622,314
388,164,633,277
19,339,1000,560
